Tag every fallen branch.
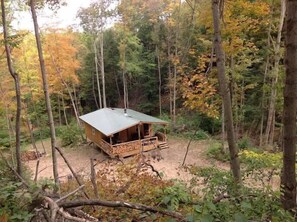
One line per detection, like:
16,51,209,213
55,146,90,199
212,194,230,204
56,185,85,203
59,199,186,221
90,158,99,198
72,209,98,222
34,159,40,182
142,161,162,179
44,196,90,222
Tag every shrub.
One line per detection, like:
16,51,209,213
237,135,251,150
57,123,83,147
159,182,191,211
0,159,33,222
187,166,295,222
206,141,230,162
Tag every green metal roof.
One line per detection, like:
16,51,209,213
79,108,167,136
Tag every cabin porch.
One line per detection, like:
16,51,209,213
96,136,162,158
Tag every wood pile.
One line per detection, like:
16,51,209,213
21,150,42,161
112,141,141,155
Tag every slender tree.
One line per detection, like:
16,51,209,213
281,0,297,210
1,0,22,175
29,0,59,185
212,0,241,183
99,0,107,108
264,0,286,146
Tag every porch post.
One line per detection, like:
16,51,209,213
138,124,141,140
138,124,143,154
109,136,113,145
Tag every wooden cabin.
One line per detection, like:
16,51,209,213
79,108,168,158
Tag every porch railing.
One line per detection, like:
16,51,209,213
97,136,159,157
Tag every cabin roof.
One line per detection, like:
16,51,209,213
79,108,167,136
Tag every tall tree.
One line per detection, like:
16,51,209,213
78,0,112,108
212,0,241,183
29,0,59,185
281,0,297,210
264,0,286,146
1,0,22,175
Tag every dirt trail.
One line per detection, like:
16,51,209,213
149,138,229,182
24,137,229,182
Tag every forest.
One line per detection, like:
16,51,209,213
0,0,297,221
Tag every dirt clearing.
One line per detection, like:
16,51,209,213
24,137,229,182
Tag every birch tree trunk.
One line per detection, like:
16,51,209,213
61,95,69,126
281,0,297,210
264,0,286,146
29,0,59,185
157,46,162,116
94,40,102,108
1,0,22,176
99,27,106,108
49,53,81,126
92,70,99,109
212,0,241,183
259,7,273,147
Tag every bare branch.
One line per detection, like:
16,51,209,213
55,146,90,199
56,185,85,203
44,196,91,222
59,199,186,221
142,162,162,179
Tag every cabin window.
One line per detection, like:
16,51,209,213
92,128,95,135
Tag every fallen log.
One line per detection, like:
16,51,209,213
59,199,186,221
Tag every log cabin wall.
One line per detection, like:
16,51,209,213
119,130,128,142
84,122,106,144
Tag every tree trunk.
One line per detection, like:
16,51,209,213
90,158,99,199
221,103,225,152
94,39,102,109
259,7,273,147
260,55,270,147
212,0,241,183
30,0,59,185
1,0,22,176
123,71,127,109
73,84,81,117
264,0,286,146
24,104,38,154
281,0,297,210
57,95,62,126
114,73,122,100
49,53,81,126
167,37,173,119
173,59,177,127
92,70,99,109
99,32,106,108
61,95,69,126
157,46,162,116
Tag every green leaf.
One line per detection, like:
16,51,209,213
241,201,252,210
162,196,171,204
193,205,202,213
234,212,248,222
206,201,216,211
186,214,195,222
201,214,214,222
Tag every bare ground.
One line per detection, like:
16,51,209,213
24,137,229,183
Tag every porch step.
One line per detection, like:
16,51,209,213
159,142,169,150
